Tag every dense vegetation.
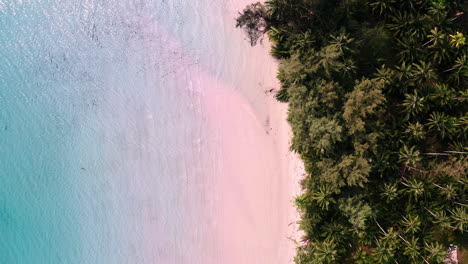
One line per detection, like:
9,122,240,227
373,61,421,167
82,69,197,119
237,0,467,263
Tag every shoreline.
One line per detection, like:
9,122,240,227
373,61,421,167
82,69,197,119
136,15,303,262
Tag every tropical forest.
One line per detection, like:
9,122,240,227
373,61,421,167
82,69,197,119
237,0,467,263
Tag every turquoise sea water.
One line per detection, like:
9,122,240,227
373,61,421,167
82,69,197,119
0,1,245,263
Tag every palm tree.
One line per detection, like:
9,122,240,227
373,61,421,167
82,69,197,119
402,236,421,261
374,65,394,85
311,186,335,211
432,182,457,200
449,140,468,154
402,178,424,201
267,26,284,44
353,248,374,264
397,37,423,63
402,91,426,119
394,61,413,83
423,27,446,47
293,31,314,50
412,61,437,87
317,45,344,77
388,11,411,37
321,222,346,242
275,88,289,102
401,214,421,234
313,239,338,263
370,0,396,15
381,182,399,202
265,0,282,20
295,192,312,211
450,207,467,231
429,84,456,108
427,2,449,25
431,43,451,64
374,149,395,175
425,27,450,64
444,54,467,73
447,55,468,85
449,32,466,48
405,122,425,141
424,241,446,263
429,209,452,229
340,58,357,78
329,32,354,55
443,184,458,201
455,113,468,139
389,10,427,40
399,145,422,166
426,112,455,139
373,237,396,263
397,0,418,12
270,44,289,58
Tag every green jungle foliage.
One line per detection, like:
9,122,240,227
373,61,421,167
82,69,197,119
237,0,467,263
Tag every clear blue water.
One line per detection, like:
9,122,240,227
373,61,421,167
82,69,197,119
0,1,225,263
0,0,284,262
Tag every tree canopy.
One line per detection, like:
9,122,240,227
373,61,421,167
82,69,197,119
237,0,467,263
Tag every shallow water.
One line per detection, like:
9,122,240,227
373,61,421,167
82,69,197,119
0,1,291,263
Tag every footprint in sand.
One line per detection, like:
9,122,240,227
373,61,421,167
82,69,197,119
265,117,272,134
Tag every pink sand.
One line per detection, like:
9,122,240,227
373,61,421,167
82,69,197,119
195,1,304,262
199,70,303,263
